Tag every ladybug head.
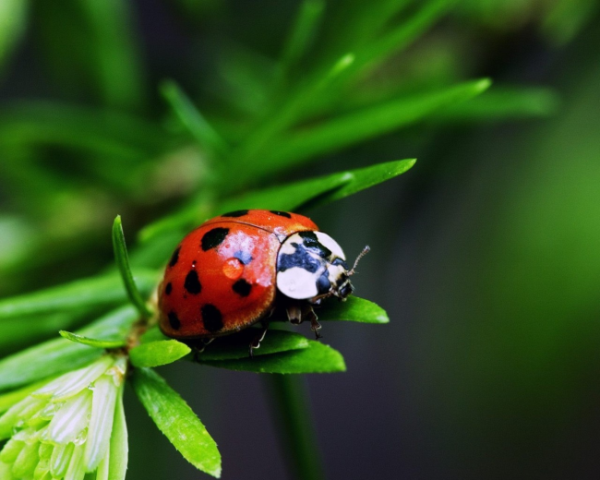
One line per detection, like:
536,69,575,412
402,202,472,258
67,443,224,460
276,231,369,303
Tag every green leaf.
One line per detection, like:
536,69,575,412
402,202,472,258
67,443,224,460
132,368,221,478
227,52,356,179
161,80,228,156
34,0,145,110
110,389,128,480
136,159,414,248
0,269,158,320
315,296,389,324
278,0,325,80
0,305,138,392
0,102,166,155
0,0,27,69
216,171,352,214
112,215,153,319
196,330,310,361
255,80,490,174
432,86,560,122
0,379,51,413
59,331,126,349
200,340,345,374
139,325,170,344
129,340,191,368
349,0,452,78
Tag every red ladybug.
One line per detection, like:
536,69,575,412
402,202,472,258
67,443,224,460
158,209,368,349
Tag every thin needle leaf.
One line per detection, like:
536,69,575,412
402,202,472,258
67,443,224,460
195,330,310,361
279,0,325,79
112,215,153,319
108,389,128,480
0,269,158,320
0,306,138,391
258,80,490,173
132,368,221,478
161,80,228,156
200,340,346,374
59,331,126,349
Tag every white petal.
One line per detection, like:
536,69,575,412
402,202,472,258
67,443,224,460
84,375,118,471
51,356,114,402
47,390,92,444
50,442,74,478
64,444,86,480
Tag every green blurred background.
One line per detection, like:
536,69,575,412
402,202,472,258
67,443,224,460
1,0,600,478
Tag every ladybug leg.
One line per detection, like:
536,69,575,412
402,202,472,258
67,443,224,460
286,303,303,325
190,338,214,362
249,321,269,358
302,304,322,340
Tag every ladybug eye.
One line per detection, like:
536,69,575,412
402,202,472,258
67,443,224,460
339,282,354,299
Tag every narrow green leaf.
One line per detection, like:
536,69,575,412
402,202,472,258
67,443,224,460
201,340,346,374
0,269,158,320
279,0,325,78
0,306,138,391
303,159,416,209
59,331,126,349
137,159,413,248
316,296,389,324
351,0,452,77
0,0,27,68
217,171,352,214
0,102,166,155
129,340,191,368
0,379,51,413
161,80,228,156
139,325,170,344
228,52,356,177
112,215,153,319
108,389,128,480
257,80,490,173
132,368,221,478
432,87,560,121
196,330,310,361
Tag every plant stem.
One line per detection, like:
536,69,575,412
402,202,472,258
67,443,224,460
265,375,325,480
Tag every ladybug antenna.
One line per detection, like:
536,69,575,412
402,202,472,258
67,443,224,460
348,245,370,276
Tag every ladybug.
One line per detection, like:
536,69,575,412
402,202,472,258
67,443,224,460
158,209,369,351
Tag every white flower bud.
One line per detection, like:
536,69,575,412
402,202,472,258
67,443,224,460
0,355,127,480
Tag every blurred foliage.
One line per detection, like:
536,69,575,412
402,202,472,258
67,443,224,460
0,0,577,298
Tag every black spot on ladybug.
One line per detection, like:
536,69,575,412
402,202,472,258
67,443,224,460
165,282,172,295
169,247,181,267
168,311,181,330
222,210,249,218
233,250,252,265
202,304,223,332
316,270,331,295
184,270,202,295
270,210,291,218
277,242,322,273
201,227,229,251
232,279,252,297
299,231,332,258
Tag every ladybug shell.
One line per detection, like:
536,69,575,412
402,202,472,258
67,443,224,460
158,210,319,339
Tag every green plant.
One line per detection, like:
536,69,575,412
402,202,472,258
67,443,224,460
0,0,569,478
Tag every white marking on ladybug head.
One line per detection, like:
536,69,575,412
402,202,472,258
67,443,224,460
277,266,323,300
314,232,345,260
